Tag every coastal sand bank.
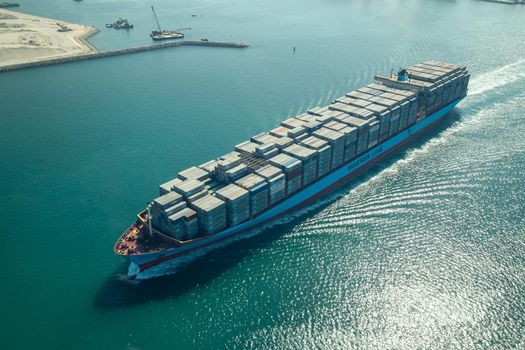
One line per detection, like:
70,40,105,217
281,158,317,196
0,8,97,68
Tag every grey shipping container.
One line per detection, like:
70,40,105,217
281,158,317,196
166,207,198,240
388,106,401,136
172,179,205,198
178,166,210,182
313,127,345,170
215,184,250,227
300,136,332,178
159,177,184,195
235,173,270,217
255,164,286,205
344,142,357,162
190,194,227,235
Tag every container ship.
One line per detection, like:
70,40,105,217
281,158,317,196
114,60,470,279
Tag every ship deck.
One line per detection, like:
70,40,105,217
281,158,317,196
114,211,211,256
114,220,176,256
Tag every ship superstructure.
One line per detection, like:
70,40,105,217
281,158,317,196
114,61,470,279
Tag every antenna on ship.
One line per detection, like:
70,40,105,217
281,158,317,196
146,202,153,237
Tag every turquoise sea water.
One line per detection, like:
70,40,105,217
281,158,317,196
1,0,525,349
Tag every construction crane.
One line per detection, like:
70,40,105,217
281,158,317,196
151,5,162,33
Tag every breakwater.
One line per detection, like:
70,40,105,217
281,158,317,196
0,40,249,73
478,0,525,4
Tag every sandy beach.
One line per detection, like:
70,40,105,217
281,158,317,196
0,8,98,68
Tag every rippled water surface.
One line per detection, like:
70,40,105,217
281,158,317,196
1,0,524,349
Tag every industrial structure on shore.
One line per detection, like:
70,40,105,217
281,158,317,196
114,60,470,279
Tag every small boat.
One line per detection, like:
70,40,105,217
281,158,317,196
106,18,133,29
150,6,184,41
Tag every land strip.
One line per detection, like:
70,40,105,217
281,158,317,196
0,8,98,68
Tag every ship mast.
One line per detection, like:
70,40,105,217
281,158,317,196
146,203,153,237
151,5,162,32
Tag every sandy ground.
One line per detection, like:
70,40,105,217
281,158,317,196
0,8,98,68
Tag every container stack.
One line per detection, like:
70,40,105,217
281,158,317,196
300,136,332,177
235,173,269,217
269,153,303,195
177,166,210,182
190,194,227,235
186,189,208,204
334,100,383,146
363,96,400,136
269,126,290,138
361,102,391,143
283,144,318,186
367,120,380,149
235,140,259,155
387,61,470,115
418,61,470,102
151,191,183,229
303,120,323,133
214,184,250,227
407,97,419,125
391,97,410,130
255,164,286,205
150,192,199,240
172,179,205,200
224,163,250,182
338,116,371,156
291,116,323,134
214,152,248,183
329,102,357,116
286,127,307,141
324,120,358,162
307,107,343,124
313,127,345,169
281,117,307,129
251,133,294,150
166,208,199,240
146,60,469,240
198,159,220,176
254,143,279,159
365,83,418,127
159,177,184,195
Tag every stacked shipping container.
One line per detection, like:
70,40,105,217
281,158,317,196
148,61,469,241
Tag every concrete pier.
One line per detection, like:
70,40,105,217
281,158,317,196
0,40,249,73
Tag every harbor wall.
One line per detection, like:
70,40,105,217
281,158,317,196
0,40,249,73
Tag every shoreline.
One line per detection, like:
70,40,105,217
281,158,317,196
0,8,99,68
77,26,100,53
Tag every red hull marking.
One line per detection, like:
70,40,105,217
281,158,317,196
138,111,452,272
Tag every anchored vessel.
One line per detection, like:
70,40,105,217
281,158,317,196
150,6,184,41
115,61,470,279
106,18,133,29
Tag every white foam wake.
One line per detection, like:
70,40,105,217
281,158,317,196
468,60,525,96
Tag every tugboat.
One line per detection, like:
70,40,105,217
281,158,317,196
106,18,133,29
150,6,184,40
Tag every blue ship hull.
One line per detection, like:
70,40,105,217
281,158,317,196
127,97,464,279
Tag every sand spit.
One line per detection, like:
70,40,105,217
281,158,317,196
0,8,98,68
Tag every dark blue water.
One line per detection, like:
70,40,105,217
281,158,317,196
1,0,524,349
